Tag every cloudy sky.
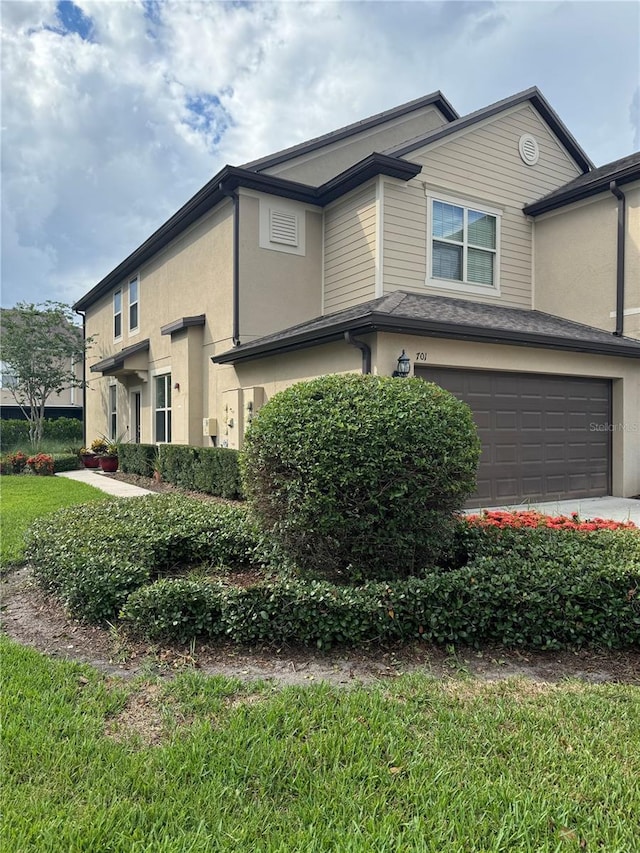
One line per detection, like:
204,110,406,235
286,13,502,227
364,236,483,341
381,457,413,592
1,0,639,309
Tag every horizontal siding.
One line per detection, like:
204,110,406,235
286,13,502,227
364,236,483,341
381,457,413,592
383,103,582,309
324,184,376,313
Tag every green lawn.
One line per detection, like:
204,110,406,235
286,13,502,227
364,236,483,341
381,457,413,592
0,476,108,567
1,635,638,852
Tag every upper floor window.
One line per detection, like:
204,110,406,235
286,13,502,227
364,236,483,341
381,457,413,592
428,196,500,291
113,290,122,340
129,276,139,333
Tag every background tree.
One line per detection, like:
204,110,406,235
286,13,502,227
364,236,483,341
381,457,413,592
1,302,88,448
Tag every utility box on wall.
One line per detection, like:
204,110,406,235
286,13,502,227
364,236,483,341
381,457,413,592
221,389,242,449
220,387,266,449
202,417,217,437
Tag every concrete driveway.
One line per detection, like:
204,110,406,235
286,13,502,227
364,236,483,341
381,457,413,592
469,496,640,525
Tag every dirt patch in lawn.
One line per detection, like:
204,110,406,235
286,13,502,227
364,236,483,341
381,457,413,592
2,566,639,687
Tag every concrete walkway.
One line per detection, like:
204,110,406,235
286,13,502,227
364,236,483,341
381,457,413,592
57,468,155,497
469,496,640,525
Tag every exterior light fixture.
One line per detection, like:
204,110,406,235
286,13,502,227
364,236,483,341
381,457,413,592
392,349,411,378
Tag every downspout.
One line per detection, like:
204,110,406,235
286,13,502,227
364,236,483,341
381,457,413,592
344,331,371,374
219,183,241,346
610,180,626,337
74,308,87,448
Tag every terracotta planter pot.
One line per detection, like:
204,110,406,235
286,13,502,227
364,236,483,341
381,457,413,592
99,456,119,473
81,454,101,469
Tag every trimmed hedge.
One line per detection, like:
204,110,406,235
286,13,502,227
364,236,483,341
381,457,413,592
118,443,157,477
0,417,82,451
241,374,480,580
26,494,640,650
120,526,640,650
53,453,81,473
25,496,258,622
119,443,243,499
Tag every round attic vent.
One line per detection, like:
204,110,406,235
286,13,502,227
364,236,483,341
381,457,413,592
519,134,539,166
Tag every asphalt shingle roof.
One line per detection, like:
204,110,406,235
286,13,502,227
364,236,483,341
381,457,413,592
213,291,640,363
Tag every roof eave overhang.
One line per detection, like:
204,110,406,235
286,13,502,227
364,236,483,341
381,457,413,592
524,165,640,216
89,339,150,375
73,157,419,312
212,316,640,364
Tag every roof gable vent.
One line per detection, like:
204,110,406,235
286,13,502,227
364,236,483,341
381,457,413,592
519,134,540,166
269,209,298,246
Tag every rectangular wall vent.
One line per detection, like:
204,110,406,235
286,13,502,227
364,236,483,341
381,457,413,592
269,209,298,246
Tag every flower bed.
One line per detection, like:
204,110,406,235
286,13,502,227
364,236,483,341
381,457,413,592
466,509,636,532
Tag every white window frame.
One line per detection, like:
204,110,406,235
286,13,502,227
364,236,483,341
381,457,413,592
113,289,123,341
109,383,117,440
426,192,501,295
128,275,139,334
154,373,172,444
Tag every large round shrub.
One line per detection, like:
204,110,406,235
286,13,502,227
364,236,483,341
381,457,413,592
241,374,480,579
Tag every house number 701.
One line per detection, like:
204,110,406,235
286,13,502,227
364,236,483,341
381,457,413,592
415,352,428,361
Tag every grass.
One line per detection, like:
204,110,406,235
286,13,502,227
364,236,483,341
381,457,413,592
0,475,108,567
2,439,82,455
1,635,638,852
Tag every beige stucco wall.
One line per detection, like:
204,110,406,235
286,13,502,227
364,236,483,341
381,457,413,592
85,202,234,445
261,104,449,185
382,103,583,310
533,182,640,339
238,192,323,341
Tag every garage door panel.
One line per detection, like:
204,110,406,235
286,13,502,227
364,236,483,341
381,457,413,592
415,367,611,507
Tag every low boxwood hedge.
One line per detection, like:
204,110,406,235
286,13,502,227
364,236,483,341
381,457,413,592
26,496,640,650
25,496,259,621
119,529,640,649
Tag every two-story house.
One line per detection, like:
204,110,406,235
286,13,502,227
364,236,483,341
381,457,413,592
75,87,640,507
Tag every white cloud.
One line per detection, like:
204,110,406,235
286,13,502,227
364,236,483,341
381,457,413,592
1,0,638,308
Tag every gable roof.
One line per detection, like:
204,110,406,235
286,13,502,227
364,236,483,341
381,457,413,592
241,91,459,174
73,155,420,312
212,291,640,364
385,86,594,173
524,151,640,216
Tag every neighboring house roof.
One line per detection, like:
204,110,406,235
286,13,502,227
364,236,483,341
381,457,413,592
385,86,594,173
212,291,640,364
524,151,640,216
241,91,459,173
73,155,420,312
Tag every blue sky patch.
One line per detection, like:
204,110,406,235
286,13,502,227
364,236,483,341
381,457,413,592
55,1,94,41
185,93,233,147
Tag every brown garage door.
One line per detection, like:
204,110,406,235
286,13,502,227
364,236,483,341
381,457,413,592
415,367,611,508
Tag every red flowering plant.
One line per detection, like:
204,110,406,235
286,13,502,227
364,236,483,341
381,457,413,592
465,509,636,532
1,450,29,474
26,453,55,476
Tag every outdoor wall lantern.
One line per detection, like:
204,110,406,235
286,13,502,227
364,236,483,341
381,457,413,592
392,350,411,378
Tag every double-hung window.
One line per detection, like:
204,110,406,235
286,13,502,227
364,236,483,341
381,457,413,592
129,276,139,333
155,374,172,443
113,290,122,339
429,197,499,290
